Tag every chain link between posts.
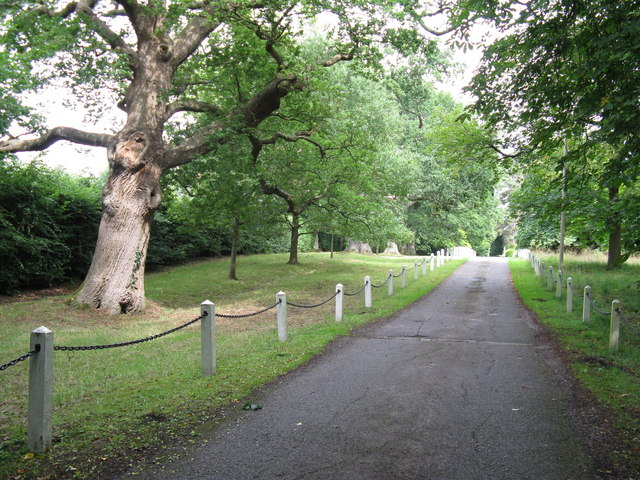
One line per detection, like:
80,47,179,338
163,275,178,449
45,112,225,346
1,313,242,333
53,313,207,352
618,309,640,337
0,345,40,371
287,291,340,309
344,282,367,297
370,274,392,289
216,301,281,318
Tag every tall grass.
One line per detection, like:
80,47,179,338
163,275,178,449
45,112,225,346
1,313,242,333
0,252,462,479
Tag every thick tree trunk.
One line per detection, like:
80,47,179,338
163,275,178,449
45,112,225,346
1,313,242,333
75,147,163,314
229,217,241,280
288,213,300,265
607,186,622,268
345,239,373,254
313,231,320,251
383,242,401,255
75,38,172,313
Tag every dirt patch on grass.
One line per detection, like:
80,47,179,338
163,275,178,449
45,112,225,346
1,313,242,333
0,285,77,305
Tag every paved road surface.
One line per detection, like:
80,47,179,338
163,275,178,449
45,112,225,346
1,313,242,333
122,257,596,479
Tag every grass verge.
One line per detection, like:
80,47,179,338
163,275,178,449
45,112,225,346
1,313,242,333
509,256,640,476
0,252,463,479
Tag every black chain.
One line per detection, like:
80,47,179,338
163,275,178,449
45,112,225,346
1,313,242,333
586,292,611,316
0,345,40,371
371,274,392,288
344,282,367,296
54,313,206,351
287,291,339,309
392,272,403,278
216,301,281,319
618,310,640,337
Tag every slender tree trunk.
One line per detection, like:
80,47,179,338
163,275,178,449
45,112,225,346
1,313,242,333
330,233,334,259
607,186,622,268
288,213,300,265
229,216,241,280
313,231,320,251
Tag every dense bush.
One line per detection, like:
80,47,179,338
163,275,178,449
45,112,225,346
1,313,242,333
0,159,102,293
0,160,291,294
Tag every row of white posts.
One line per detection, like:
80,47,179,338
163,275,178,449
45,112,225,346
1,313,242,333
529,254,623,353
25,251,469,453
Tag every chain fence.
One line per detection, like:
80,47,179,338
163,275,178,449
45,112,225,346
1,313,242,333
586,292,611,316
287,291,339,309
53,313,207,352
619,309,640,337
371,274,392,288
0,345,40,371
344,282,367,297
216,301,281,319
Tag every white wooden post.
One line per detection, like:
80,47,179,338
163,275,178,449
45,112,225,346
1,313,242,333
583,286,591,323
401,265,406,288
388,270,394,296
276,291,288,341
547,266,554,291
28,326,53,453
422,257,427,276
609,299,621,352
566,278,573,313
335,284,343,322
364,276,372,308
555,269,563,299
414,260,419,280
430,254,435,271
541,261,546,282
200,300,216,376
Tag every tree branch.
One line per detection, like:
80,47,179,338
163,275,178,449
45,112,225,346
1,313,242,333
171,12,222,68
0,127,114,152
76,0,137,60
259,131,325,157
164,100,224,121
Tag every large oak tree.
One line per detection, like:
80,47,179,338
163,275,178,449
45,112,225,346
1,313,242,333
0,0,456,313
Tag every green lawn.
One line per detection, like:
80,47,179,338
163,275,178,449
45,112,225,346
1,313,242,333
509,254,640,476
0,252,463,479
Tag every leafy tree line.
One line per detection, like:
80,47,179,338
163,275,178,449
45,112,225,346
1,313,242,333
0,0,505,310
464,0,640,266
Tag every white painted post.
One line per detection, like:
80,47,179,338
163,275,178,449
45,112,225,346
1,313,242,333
555,269,563,299
335,284,343,322
609,299,621,352
28,326,53,453
414,260,419,280
566,277,573,313
583,286,591,323
364,276,372,308
547,266,554,291
422,257,427,276
401,265,406,288
388,270,394,296
430,254,435,271
276,291,287,341
200,300,216,376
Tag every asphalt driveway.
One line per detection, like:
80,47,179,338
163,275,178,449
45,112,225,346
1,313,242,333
121,257,596,480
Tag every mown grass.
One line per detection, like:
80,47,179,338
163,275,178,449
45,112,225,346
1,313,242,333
509,254,640,475
0,252,463,479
